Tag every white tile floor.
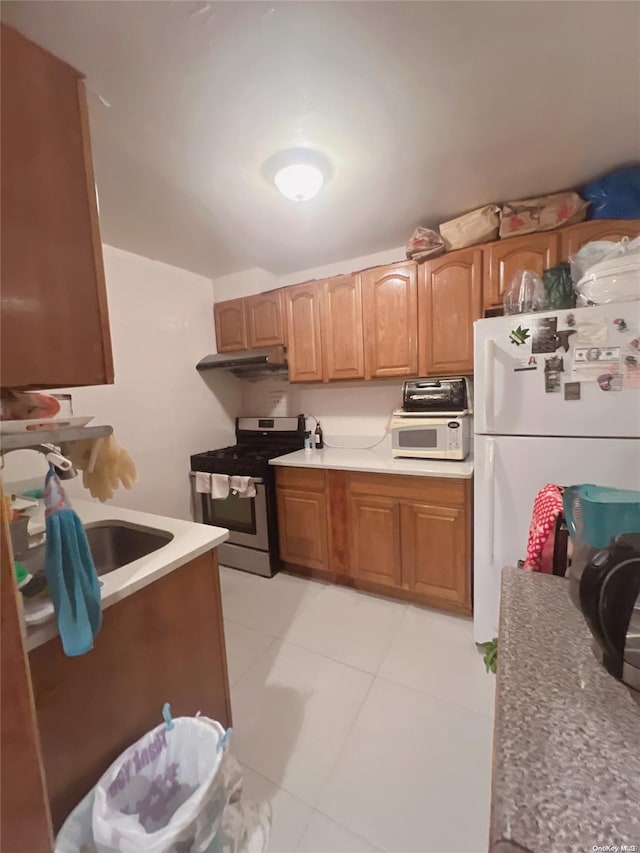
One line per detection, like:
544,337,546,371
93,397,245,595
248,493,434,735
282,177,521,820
220,567,494,853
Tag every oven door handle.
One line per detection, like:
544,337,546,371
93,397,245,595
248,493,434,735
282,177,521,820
189,472,264,486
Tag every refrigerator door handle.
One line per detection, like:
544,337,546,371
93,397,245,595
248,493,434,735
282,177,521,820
483,339,496,432
487,438,496,565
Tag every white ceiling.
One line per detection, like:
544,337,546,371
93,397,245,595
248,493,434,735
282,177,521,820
3,1,639,278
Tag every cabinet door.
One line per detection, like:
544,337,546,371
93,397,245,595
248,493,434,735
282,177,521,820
560,219,640,258
362,262,418,378
483,232,559,309
276,488,328,570
284,283,323,382
401,502,469,610
349,495,402,588
1,25,113,389
321,275,365,381
214,298,248,352
418,249,482,375
246,290,285,348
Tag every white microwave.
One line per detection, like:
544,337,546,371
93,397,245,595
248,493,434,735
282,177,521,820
390,415,470,460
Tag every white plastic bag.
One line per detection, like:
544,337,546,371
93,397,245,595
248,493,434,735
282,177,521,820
573,236,640,306
56,752,271,853
503,270,547,315
92,716,228,853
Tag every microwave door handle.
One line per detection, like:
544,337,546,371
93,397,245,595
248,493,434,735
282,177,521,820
483,339,496,432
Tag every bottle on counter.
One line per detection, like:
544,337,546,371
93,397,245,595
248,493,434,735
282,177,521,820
314,422,324,450
304,431,313,452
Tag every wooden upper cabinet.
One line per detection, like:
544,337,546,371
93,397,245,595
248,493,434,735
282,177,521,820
284,283,323,383
1,25,113,389
361,262,418,379
246,290,286,348
400,502,469,609
418,249,482,376
321,275,365,381
214,297,248,352
560,218,640,258
349,494,402,588
483,231,559,309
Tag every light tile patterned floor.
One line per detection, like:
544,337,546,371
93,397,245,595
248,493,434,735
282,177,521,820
220,567,494,853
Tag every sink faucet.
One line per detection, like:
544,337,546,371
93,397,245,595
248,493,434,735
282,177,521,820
1,443,78,480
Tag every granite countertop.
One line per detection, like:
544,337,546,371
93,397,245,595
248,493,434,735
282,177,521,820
269,447,474,479
492,567,640,852
23,499,228,651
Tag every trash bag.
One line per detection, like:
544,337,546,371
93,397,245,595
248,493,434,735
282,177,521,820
503,270,547,315
572,237,640,306
582,164,640,219
91,716,230,853
542,262,575,310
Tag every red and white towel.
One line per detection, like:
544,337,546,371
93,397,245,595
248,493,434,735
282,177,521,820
523,484,565,573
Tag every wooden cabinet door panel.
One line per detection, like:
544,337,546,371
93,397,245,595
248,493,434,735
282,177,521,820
418,249,482,375
362,262,418,378
277,488,328,570
321,275,365,380
401,502,469,608
214,298,248,352
246,290,285,348
349,495,401,587
285,283,323,382
484,232,558,309
560,219,640,258
1,25,113,388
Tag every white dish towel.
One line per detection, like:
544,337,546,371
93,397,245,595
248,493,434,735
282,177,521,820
229,476,256,498
194,472,211,494
210,474,230,500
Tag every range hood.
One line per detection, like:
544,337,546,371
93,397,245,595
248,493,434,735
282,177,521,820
196,346,287,379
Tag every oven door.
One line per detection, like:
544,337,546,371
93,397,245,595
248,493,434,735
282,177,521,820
391,420,448,458
191,475,269,551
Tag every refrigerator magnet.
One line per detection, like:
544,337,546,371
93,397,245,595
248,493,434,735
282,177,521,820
624,353,640,388
564,382,581,401
509,325,531,346
514,355,538,372
597,373,623,392
531,317,558,353
544,355,564,393
555,329,577,352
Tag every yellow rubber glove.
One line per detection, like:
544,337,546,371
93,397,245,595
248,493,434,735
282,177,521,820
69,436,138,502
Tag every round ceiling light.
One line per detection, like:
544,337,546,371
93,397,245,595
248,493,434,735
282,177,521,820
263,148,332,203
274,163,324,202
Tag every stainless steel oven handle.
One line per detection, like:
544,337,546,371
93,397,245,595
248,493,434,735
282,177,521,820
189,472,264,485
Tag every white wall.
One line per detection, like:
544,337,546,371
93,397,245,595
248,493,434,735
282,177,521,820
4,245,241,519
241,376,402,443
212,245,405,302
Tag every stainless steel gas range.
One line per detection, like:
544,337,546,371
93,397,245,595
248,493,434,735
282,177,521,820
190,416,305,577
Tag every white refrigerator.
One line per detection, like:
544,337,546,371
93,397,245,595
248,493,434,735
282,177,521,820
473,301,640,643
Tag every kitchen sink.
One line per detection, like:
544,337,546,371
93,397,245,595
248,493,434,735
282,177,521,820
20,521,174,578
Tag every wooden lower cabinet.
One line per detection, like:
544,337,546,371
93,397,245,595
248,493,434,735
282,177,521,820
276,466,472,614
276,488,328,571
349,495,402,588
401,502,469,609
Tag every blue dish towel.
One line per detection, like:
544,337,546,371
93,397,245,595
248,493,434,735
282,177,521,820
43,467,102,656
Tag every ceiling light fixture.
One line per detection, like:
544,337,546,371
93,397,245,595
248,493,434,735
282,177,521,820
263,148,332,203
274,163,324,202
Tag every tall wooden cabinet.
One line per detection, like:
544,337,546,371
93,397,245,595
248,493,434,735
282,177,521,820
1,24,113,389
214,297,248,352
321,275,365,381
418,249,482,375
246,290,286,348
361,262,419,378
483,231,559,310
284,283,324,382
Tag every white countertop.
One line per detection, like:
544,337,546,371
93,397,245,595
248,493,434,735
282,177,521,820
269,447,474,479
24,499,228,651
